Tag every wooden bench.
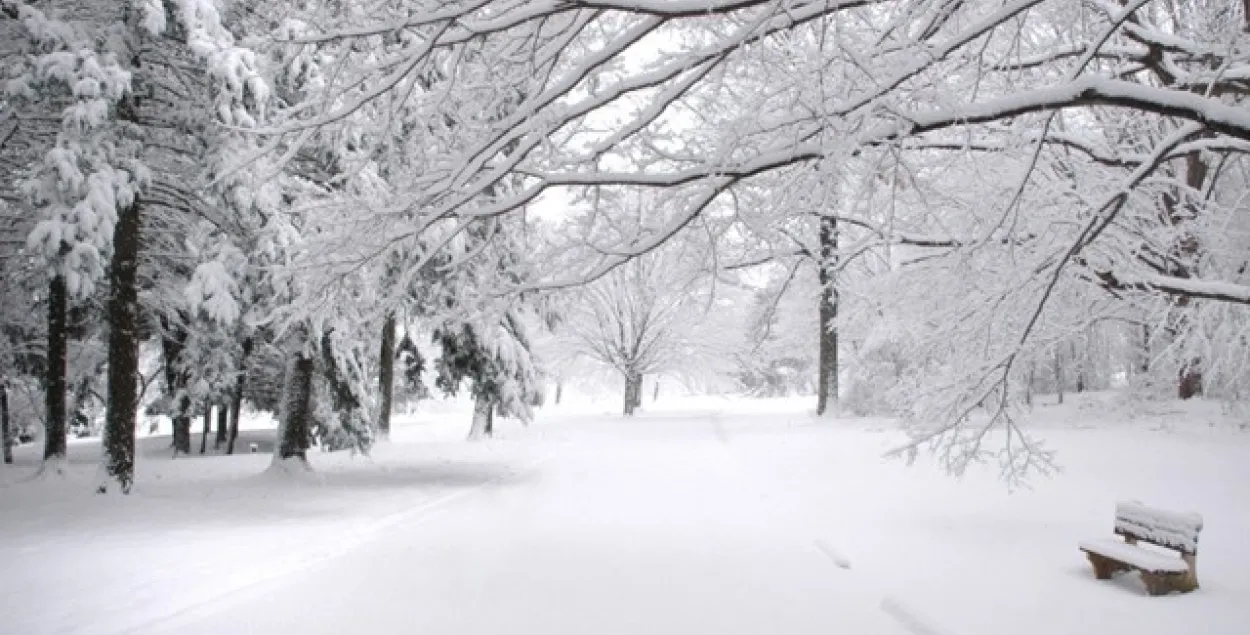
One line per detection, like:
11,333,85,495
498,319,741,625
1079,501,1203,595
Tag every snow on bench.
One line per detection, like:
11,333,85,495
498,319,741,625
1079,501,1203,595
1077,539,1188,574
1114,501,1202,554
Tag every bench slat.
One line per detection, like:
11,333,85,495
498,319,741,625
1079,538,1189,573
1115,501,1203,554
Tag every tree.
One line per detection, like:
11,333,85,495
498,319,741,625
561,242,737,415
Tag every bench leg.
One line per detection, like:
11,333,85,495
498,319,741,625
1141,572,1174,596
1085,552,1129,580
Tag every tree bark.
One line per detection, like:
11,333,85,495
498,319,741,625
200,407,210,454
44,274,68,463
1,380,12,465
377,313,396,440
226,336,252,455
100,202,141,494
816,215,839,416
160,315,193,456
1053,344,1065,405
214,402,228,450
623,371,642,416
468,394,494,439
555,380,563,405
1172,153,1208,399
1071,340,1086,393
276,354,314,464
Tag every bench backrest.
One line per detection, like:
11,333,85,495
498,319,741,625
1114,501,1203,555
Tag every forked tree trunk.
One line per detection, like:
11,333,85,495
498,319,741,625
468,394,494,440
815,215,839,416
377,313,396,440
1,381,12,465
214,404,228,450
276,355,315,464
44,274,68,465
100,202,142,494
226,337,253,455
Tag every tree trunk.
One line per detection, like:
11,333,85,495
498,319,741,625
623,371,642,416
44,274,68,464
653,379,660,403
200,407,210,454
1,380,12,465
1138,323,1151,375
161,315,193,456
816,215,839,416
1168,153,1209,399
276,354,314,465
171,412,192,456
468,394,494,439
377,313,396,440
1178,359,1203,400
554,380,563,405
99,202,142,494
226,337,252,455
1054,344,1065,405
214,403,228,450
1071,340,1086,393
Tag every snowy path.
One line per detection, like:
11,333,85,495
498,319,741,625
140,416,912,635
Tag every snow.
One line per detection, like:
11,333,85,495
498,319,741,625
1078,539,1190,573
1,392,1248,635
1114,501,1203,553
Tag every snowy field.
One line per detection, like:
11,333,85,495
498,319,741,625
1,393,1247,635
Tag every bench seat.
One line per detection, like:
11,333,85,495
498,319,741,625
1079,538,1188,574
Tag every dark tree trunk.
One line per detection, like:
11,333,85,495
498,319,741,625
100,202,142,494
816,215,839,416
554,380,563,405
277,354,314,464
377,313,396,440
1,381,12,465
214,403,228,449
44,274,68,463
200,407,210,454
1178,360,1203,400
1138,323,1151,375
623,371,642,416
1071,341,1086,393
226,337,252,455
160,315,193,456
171,413,192,455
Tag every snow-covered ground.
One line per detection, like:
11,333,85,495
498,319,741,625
1,393,1247,635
